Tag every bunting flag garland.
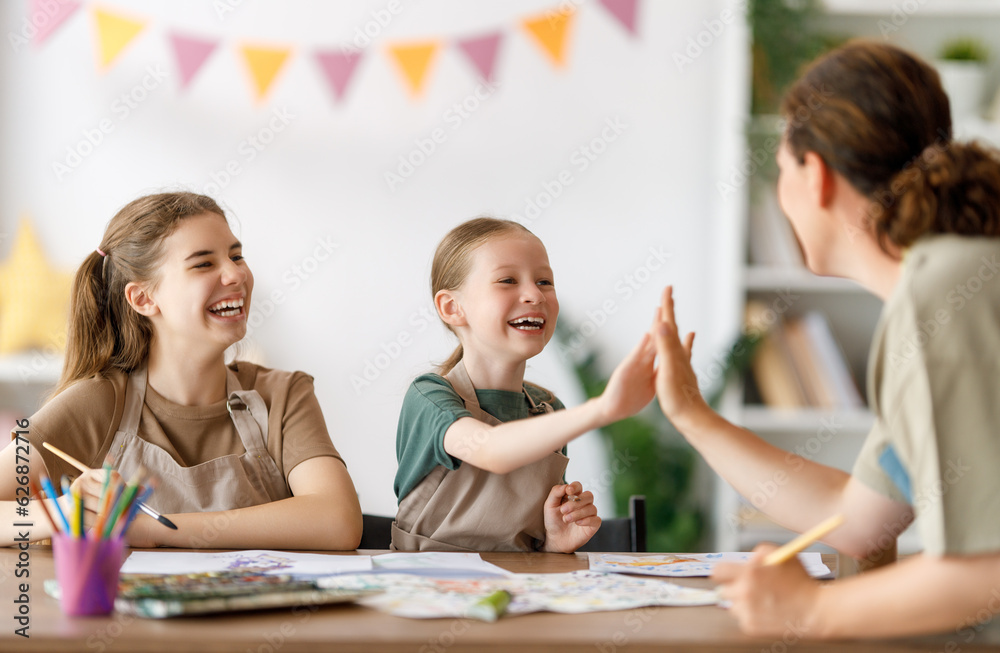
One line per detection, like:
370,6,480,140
91,6,146,70
522,8,575,68
456,32,503,83
598,0,639,37
38,1,642,103
387,42,440,97
30,0,81,46
239,44,293,101
168,32,219,90
315,50,364,102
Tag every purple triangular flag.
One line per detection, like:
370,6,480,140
315,49,363,102
31,0,82,46
599,0,639,37
456,32,502,83
168,32,219,90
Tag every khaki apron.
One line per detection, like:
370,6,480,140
107,363,291,514
391,362,569,552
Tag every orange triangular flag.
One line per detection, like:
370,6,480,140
92,6,146,70
239,44,292,101
387,42,440,96
522,8,574,67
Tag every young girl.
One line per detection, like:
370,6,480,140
653,41,1000,638
392,217,657,552
1,192,362,549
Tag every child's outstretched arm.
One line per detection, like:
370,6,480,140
124,456,363,550
540,480,601,553
442,331,657,475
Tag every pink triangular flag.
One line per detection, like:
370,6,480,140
598,0,639,36
456,32,503,82
31,0,82,46
314,49,363,102
168,32,219,90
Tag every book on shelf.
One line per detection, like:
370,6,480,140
746,303,864,410
747,187,804,268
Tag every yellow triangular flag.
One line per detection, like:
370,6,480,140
522,9,574,67
92,6,146,70
387,42,440,96
239,44,292,101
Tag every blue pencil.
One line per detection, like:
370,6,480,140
39,475,71,533
117,485,154,537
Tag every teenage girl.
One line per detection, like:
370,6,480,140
653,41,1000,637
1,192,362,549
392,217,657,552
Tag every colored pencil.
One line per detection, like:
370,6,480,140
27,478,58,534
39,475,70,533
42,442,175,532
763,514,845,566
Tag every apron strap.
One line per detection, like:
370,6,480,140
225,367,270,453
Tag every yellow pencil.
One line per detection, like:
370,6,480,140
42,442,91,475
763,514,845,566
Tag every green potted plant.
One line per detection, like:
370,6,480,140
936,37,990,119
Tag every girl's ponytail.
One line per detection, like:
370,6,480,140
56,251,115,395
875,141,1000,250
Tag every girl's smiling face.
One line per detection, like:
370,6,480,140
131,212,253,356
445,232,558,365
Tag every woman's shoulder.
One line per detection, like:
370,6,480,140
47,369,127,408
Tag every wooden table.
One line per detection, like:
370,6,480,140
2,546,998,652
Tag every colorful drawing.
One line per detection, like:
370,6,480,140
318,570,719,619
588,552,833,579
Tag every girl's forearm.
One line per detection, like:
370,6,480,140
143,493,362,550
449,399,606,474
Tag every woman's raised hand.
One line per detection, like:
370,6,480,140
651,286,711,430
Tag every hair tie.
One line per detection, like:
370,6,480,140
96,247,107,257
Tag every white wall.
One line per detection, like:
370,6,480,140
0,0,748,518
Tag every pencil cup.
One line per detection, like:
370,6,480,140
52,534,127,616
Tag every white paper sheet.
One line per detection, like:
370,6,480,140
120,550,373,576
371,552,512,576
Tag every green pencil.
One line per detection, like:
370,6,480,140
466,589,511,622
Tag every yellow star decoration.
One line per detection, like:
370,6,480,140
0,218,73,355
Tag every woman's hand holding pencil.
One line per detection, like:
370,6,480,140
711,514,844,637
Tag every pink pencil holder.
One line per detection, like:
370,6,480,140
52,533,127,616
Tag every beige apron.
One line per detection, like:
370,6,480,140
391,362,569,552
107,363,291,514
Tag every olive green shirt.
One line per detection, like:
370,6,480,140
394,373,566,502
853,235,1000,556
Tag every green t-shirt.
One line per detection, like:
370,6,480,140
394,373,566,503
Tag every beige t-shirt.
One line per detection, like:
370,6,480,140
853,235,1000,556
22,362,343,493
